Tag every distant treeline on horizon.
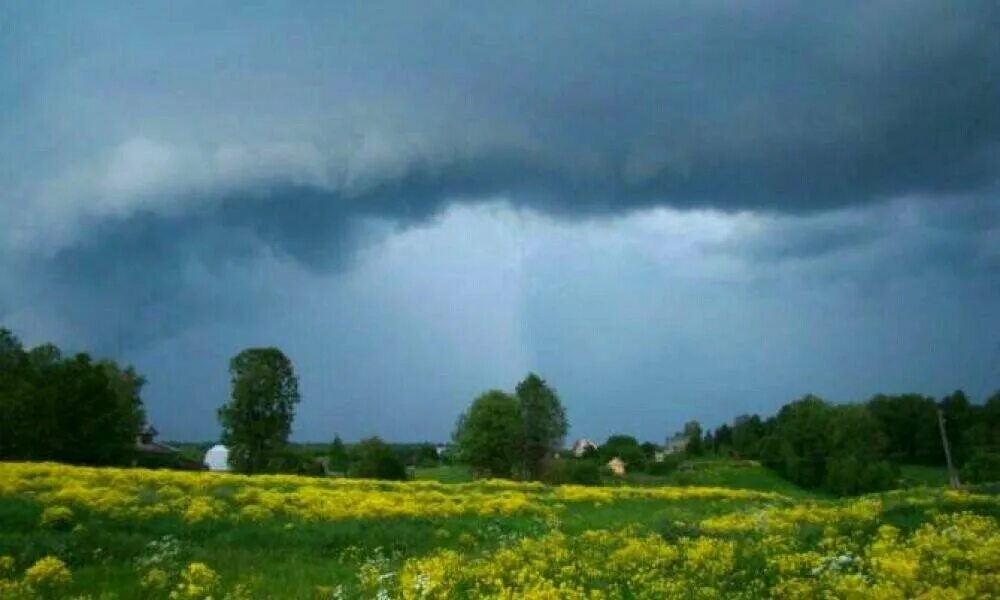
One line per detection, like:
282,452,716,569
2,326,998,494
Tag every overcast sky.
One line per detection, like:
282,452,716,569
2,2,998,442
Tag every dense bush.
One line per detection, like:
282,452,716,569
713,389,1000,495
327,435,350,474
0,328,146,466
569,460,603,485
134,452,205,471
453,390,525,478
257,450,316,476
824,457,896,496
645,455,682,476
756,397,896,495
453,374,567,480
350,437,408,480
962,452,1000,484
540,459,602,485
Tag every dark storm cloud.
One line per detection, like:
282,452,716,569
715,190,1000,279
0,2,998,440
2,0,997,282
4,1,999,221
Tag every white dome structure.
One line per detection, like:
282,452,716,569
204,444,231,471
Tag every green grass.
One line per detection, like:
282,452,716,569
0,491,812,598
414,459,819,498
617,460,823,499
413,464,473,483
898,464,949,487
1,506,551,598
0,459,958,597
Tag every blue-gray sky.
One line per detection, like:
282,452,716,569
2,1,998,442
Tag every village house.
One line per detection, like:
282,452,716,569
134,424,179,455
664,432,689,454
606,457,626,476
571,438,598,458
133,424,201,469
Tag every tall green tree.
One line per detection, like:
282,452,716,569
516,373,568,479
712,424,733,455
824,404,894,495
763,395,832,488
731,415,766,458
683,421,704,456
0,329,27,458
453,390,523,478
327,434,350,474
1,328,146,465
350,437,407,480
218,347,301,474
977,391,1000,450
867,394,941,464
99,360,147,452
42,354,137,464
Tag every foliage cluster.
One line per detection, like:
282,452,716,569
453,374,568,480
348,437,408,480
708,390,1000,494
218,348,301,475
0,328,146,466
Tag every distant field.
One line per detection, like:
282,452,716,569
620,459,825,499
898,464,949,487
416,459,819,498
413,464,474,483
1,461,998,598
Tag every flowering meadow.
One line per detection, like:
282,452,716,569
1,463,999,598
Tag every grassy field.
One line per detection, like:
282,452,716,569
1,461,999,599
412,465,474,484
619,460,824,500
415,459,819,499
898,464,949,487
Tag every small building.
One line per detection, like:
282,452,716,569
607,457,626,476
653,450,667,463
571,438,598,458
665,433,689,454
204,444,231,472
134,424,178,455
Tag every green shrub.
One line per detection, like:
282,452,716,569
540,458,602,486
264,450,325,476
540,458,570,485
962,452,1000,484
824,456,896,495
568,460,602,485
645,454,682,476
350,437,408,480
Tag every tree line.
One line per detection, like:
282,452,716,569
0,328,425,479
0,328,146,465
452,373,568,480
4,325,998,493
704,391,1000,494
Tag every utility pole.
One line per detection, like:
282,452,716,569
937,407,961,489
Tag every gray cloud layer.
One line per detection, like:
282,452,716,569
5,3,998,229
1,2,997,439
